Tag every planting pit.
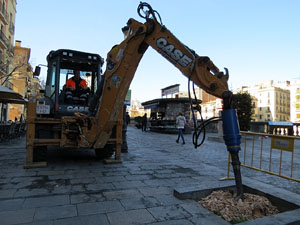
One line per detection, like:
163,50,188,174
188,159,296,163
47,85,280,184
174,180,300,224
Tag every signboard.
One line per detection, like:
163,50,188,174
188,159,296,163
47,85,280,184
36,104,50,114
271,137,294,152
161,84,179,97
124,89,131,106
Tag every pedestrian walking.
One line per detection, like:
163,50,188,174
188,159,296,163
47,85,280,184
176,112,186,144
126,112,130,125
142,113,147,132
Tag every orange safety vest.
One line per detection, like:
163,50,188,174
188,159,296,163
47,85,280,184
66,77,87,91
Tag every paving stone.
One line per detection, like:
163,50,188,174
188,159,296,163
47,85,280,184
104,171,130,176
179,201,212,216
169,177,200,185
47,174,74,180
147,205,192,221
107,209,156,225
23,195,69,208
1,127,300,225
120,196,161,210
70,177,95,185
0,178,12,184
188,214,231,225
271,209,300,225
34,205,77,221
23,221,54,225
37,171,65,176
125,174,152,181
0,208,35,225
153,173,182,179
0,198,24,211
138,187,173,196
0,189,16,199
112,180,147,189
95,176,126,183
154,194,187,206
70,193,91,204
70,184,85,193
85,183,115,192
128,170,154,175
143,179,176,187
103,189,143,200
11,181,36,189
10,176,42,183
140,165,163,170
70,193,105,204
4,171,37,178
64,170,91,176
148,219,194,225
88,193,106,202
153,169,174,174
14,188,49,198
53,214,110,225
51,186,72,194
77,200,124,215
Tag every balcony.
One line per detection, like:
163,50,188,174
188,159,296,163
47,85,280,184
9,23,14,34
7,44,14,56
0,60,8,76
0,4,8,25
0,30,9,49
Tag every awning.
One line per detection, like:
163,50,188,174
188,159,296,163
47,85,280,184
144,103,159,109
0,85,27,104
268,121,293,126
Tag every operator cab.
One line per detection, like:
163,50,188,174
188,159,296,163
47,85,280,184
43,49,104,116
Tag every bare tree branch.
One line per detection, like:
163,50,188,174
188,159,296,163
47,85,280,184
0,53,29,86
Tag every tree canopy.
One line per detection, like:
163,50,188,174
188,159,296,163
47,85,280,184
231,92,253,131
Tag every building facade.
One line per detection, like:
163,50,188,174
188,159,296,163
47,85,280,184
200,98,222,119
9,40,41,120
198,80,299,122
0,0,16,121
274,80,300,122
0,0,16,86
239,80,290,122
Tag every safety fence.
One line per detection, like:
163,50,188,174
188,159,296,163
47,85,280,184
221,131,300,183
0,121,26,142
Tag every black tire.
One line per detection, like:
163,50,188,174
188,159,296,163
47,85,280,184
33,146,47,162
95,144,115,159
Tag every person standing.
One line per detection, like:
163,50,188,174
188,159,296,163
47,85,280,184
126,112,130,125
176,112,186,144
142,113,147,132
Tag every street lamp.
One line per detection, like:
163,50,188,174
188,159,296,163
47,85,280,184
33,64,47,77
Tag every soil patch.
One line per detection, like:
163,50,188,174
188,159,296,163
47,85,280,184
200,190,279,224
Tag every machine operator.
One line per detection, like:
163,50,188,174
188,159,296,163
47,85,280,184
65,70,89,105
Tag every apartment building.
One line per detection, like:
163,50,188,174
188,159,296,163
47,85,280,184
199,79,298,122
0,0,16,86
274,80,300,122
9,40,41,120
8,40,30,120
196,88,221,119
0,0,16,121
239,81,290,122
200,98,222,119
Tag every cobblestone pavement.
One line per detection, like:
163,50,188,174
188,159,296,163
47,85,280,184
0,126,299,225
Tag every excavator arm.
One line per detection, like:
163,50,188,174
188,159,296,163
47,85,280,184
90,13,230,148
86,2,243,198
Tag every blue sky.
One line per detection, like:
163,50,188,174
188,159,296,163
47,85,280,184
15,0,300,102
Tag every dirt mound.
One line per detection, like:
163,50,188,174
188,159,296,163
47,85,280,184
200,190,279,224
